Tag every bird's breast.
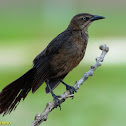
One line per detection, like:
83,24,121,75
50,36,88,78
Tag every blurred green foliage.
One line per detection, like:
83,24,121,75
0,0,126,41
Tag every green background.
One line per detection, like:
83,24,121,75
0,0,126,126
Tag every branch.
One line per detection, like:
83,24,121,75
31,44,109,126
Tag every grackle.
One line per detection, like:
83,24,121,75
0,13,105,115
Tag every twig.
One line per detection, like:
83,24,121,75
31,44,109,126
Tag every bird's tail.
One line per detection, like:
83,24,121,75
0,67,36,116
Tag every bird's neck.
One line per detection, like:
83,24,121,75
67,25,80,31
67,19,81,31
81,29,89,43
83,29,88,38
67,23,89,37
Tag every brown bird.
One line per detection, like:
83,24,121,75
0,13,105,115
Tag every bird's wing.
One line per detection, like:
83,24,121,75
32,31,71,93
33,31,71,66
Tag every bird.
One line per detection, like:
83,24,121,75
0,13,105,116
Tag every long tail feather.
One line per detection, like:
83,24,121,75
0,67,36,115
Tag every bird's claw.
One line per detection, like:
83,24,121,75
52,94,61,110
66,85,77,95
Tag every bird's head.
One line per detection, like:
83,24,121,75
67,13,105,31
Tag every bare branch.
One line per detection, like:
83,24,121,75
31,44,109,126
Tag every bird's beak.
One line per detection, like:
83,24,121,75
89,15,105,21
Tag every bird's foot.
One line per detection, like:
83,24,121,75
66,85,77,95
60,80,77,95
52,93,61,110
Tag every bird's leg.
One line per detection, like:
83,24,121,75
60,80,77,94
46,82,61,110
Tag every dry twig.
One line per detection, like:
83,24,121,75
31,44,109,126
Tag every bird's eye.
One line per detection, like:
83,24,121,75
82,17,86,20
